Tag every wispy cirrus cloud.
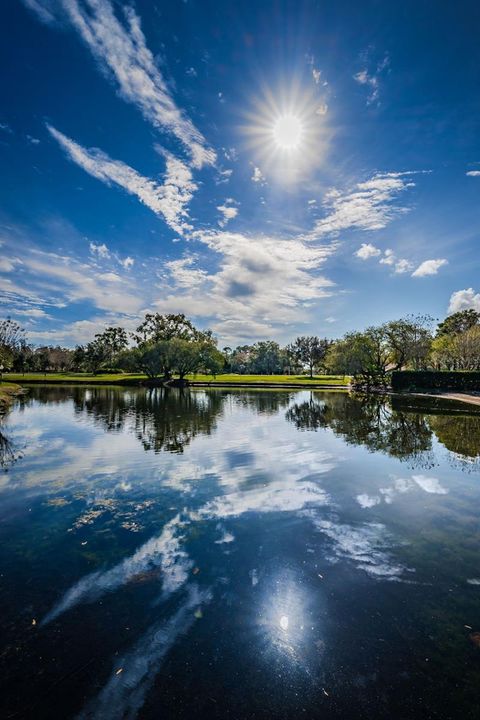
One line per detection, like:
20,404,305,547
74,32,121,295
22,249,143,314
25,0,215,167
22,0,57,25
354,52,390,105
306,172,416,240
48,124,197,235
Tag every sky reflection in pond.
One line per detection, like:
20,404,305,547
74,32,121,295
1,387,480,719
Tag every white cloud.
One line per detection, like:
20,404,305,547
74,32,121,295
312,68,322,84
448,288,480,314
251,166,266,184
97,272,122,283
0,258,20,272
35,0,215,167
466,170,480,177
412,258,447,277
379,249,395,266
27,315,137,346
378,249,413,274
21,249,143,316
394,258,414,274
307,172,415,240
354,52,390,105
216,168,232,185
48,125,197,235
217,199,239,227
157,230,337,344
22,0,57,24
316,103,328,116
166,256,208,289
355,243,381,260
90,241,110,258
10,307,50,319
120,256,134,269
354,69,379,104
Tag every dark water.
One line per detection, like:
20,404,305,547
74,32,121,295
1,386,480,720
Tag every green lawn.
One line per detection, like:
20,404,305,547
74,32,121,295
187,373,349,385
4,372,349,386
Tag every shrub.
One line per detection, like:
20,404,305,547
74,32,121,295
391,371,480,392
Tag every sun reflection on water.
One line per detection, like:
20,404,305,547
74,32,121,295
254,569,324,675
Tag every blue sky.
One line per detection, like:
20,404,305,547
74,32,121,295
1,0,480,347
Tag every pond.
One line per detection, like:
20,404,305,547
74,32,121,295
1,386,480,719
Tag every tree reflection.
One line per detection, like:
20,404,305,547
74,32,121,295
129,388,225,453
26,385,226,454
286,391,480,466
0,426,20,470
286,392,435,466
428,414,480,460
231,390,294,415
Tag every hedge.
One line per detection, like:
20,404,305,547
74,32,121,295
391,371,480,392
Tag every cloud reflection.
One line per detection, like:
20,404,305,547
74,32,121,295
77,584,211,720
307,514,414,581
356,474,448,509
43,514,191,625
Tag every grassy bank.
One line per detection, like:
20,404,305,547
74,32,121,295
0,383,24,413
4,372,350,388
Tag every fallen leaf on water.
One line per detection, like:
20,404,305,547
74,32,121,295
322,689,329,697
464,624,472,629
194,609,203,619
116,668,123,675
81,541,88,546
192,567,200,575
31,619,37,626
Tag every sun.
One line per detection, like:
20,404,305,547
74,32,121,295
241,80,329,181
272,114,303,150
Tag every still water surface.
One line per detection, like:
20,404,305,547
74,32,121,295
1,386,480,719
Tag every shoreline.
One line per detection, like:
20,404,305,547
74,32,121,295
3,374,350,390
409,391,480,408
0,384,25,414
5,377,480,407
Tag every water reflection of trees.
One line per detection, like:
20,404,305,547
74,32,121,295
428,415,480,460
286,391,480,466
130,389,225,453
26,386,226,454
286,392,436,466
231,390,294,415
0,427,18,470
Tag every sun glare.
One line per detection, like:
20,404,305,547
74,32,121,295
242,81,329,181
272,115,303,150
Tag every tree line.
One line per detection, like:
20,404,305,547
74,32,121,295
1,308,480,384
